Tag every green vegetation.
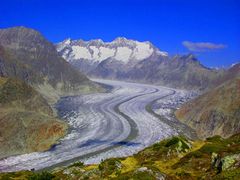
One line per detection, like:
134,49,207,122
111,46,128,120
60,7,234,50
1,134,239,179
98,158,122,177
69,161,84,168
28,171,55,180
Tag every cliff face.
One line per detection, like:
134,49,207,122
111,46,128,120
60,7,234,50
0,77,67,159
175,77,240,138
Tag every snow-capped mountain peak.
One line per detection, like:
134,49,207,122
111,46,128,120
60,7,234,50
56,37,168,65
64,38,71,44
111,37,136,46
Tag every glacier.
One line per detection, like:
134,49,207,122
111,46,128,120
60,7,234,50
0,79,194,172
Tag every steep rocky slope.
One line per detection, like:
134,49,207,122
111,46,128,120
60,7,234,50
0,77,67,159
175,77,240,138
0,27,101,103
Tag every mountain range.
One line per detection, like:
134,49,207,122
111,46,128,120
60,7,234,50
56,37,168,73
57,38,239,90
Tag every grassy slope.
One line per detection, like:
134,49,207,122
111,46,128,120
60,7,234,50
0,77,67,159
2,134,240,179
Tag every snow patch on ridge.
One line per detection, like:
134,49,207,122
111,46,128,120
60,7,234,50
89,46,100,60
115,47,132,62
133,42,154,60
72,46,92,59
99,47,115,61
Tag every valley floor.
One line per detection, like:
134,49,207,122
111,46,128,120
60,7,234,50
0,79,196,172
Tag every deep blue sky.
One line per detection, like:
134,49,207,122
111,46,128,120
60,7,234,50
0,0,239,67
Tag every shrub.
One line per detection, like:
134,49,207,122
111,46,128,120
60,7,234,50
206,135,224,143
69,161,84,168
188,151,204,158
200,144,225,154
28,171,55,180
98,158,122,177
132,171,155,180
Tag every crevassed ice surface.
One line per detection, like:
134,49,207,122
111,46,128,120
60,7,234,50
0,79,179,172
